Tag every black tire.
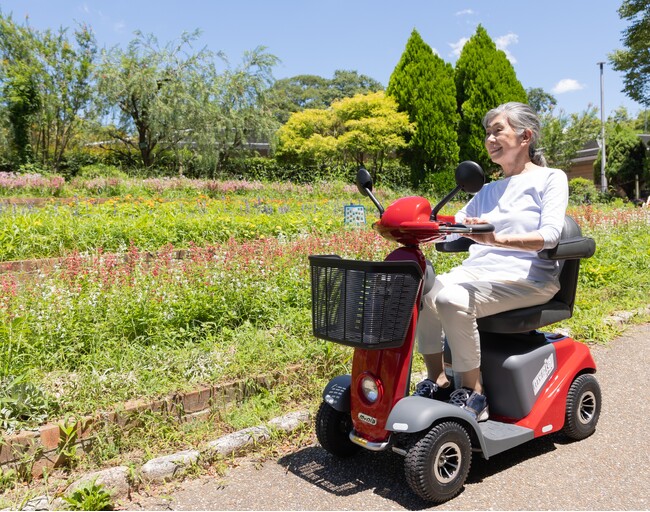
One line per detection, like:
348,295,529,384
563,373,601,440
404,421,472,503
315,402,360,457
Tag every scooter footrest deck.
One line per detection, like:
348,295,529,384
479,421,534,458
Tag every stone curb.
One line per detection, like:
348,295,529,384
16,410,311,511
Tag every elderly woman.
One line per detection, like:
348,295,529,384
414,102,569,421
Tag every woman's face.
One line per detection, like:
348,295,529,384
484,113,529,173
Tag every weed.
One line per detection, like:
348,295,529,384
0,466,18,492
62,480,113,511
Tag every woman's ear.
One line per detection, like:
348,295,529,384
522,128,533,144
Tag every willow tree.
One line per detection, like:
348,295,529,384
97,30,214,169
387,29,459,190
455,25,527,175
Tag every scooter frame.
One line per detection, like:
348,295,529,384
310,164,601,503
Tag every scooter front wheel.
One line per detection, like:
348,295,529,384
404,421,472,503
315,402,360,458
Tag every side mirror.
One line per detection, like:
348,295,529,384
356,167,373,196
430,161,485,221
355,167,384,216
455,161,485,194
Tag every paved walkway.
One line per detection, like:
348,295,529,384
127,323,650,511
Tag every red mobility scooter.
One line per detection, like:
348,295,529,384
309,162,600,503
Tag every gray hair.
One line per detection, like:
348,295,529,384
482,102,547,167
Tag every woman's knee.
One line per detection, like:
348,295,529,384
434,286,470,314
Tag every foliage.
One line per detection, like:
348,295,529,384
0,192,358,261
594,122,649,197
0,14,41,165
0,375,56,433
62,480,113,511
526,87,557,115
0,13,98,170
609,0,650,109
387,29,459,190
275,91,413,182
192,46,280,174
568,177,600,205
96,30,214,169
539,105,600,171
267,70,383,124
455,25,527,175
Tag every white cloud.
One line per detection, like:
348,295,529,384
450,37,469,58
113,20,126,33
455,9,474,16
495,33,518,64
552,79,585,94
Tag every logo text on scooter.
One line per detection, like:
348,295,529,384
532,354,555,395
358,412,378,425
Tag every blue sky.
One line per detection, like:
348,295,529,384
1,0,642,118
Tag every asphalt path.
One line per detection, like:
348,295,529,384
128,323,649,511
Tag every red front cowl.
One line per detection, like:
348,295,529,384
373,196,455,245
349,247,426,442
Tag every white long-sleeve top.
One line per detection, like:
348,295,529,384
454,167,569,283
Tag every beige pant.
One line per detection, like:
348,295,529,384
416,266,560,372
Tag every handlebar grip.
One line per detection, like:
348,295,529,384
442,223,495,234
465,223,494,233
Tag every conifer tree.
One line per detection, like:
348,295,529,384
387,29,459,190
455,25,527,175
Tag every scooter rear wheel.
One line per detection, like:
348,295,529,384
404,421,472,503
563,373,601,440
315,402,360,457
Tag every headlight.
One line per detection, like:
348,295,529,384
359,373,381,404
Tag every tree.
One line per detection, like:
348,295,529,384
455,25,527,175
334,92,413,177
274,91,412,181
97,30,214,169
0,14,42,165
526,87,557,116
539,105,600,171
0,13,98,170
594,122,649,197
387,29,459,190
36,25,97,170
609,0,650,110
267,70,382,124
195,46,280,174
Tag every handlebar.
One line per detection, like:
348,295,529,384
439,223,495,234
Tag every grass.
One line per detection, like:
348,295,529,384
0,178,649,506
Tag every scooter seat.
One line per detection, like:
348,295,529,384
476,299,570,334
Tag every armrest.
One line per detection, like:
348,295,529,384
435,237,475,253
539,236,596,260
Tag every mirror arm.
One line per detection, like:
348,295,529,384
429,185,461,221
365,188,384,216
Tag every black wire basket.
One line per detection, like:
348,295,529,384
309,255,423,349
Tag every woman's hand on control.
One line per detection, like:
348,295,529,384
463,217,496,245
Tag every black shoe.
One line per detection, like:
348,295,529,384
413,379,452,401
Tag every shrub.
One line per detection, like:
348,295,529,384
569,177,599,205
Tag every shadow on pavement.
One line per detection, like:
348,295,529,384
278,434,564,510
